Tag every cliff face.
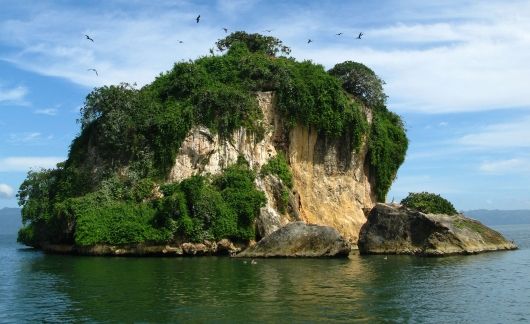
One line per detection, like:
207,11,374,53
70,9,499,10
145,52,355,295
168,91,376,243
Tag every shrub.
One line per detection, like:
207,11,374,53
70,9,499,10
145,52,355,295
401,192,458,215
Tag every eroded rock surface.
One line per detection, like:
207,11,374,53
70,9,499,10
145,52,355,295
358,203,517,256
168,91,376,243
235,221,351,258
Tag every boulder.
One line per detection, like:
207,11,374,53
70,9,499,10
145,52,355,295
235,221,351,258
358,203,517,256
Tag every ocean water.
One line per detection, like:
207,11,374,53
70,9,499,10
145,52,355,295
0,224,529,323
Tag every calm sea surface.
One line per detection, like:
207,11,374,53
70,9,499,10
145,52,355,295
1,224,529,323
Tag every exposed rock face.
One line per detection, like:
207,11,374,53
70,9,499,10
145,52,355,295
168,91,376,243
358,203,517,256
41,239,242,256
235,221,351,258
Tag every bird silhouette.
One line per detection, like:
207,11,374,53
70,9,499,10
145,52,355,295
307,39,312,44
262,29,272,33
336,32,343,36
177,40,184,43
357,32,363,39
85,34,94,42
196,14,200,23
87,68,98,76
222,27,228,33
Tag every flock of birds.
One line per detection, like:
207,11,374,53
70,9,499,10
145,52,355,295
84,14,364,78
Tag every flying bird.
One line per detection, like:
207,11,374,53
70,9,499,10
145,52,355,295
87,68,98,76
196,14,200,23
177,40,184,43
336,32,343,36
357,32,363,39
307,39,312,44
222,27,228,33
262,29,272,33
85,34,94,42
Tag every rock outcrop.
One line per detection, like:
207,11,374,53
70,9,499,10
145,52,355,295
168,91,376,243
41,239,242,256
358,203,517,256
235,221,351,258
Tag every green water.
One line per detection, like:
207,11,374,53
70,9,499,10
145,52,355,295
1,225,529,323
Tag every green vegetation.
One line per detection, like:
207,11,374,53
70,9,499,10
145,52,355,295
367,108,408,201
329,61,387,108
401,192,458,215
16,32,407,247
260,153,293,212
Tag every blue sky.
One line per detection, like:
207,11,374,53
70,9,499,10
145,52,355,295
1,0,530,210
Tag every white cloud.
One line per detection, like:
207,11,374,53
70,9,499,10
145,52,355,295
0,85,28,105
34,108,58,116
0,156,64,172
287,2,530,113
458,115,530,148
6,132,54,144
479,158,530,174
0,183,14,199
1,1,530,113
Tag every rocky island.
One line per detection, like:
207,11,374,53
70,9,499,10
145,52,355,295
16,32,513,257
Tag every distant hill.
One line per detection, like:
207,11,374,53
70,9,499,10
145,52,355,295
464,209,530,225
0,207,22,235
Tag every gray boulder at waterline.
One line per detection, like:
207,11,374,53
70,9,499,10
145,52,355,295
236,221,351,258
358,203,517,256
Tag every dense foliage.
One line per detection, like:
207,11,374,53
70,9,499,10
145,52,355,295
401,192,458,215
17,32,407,247
367,107,408,201
328,61,407,201
329,61,387,108
260,153,293,212
215,31,291,56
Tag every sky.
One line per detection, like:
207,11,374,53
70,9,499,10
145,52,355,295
1,0,530,210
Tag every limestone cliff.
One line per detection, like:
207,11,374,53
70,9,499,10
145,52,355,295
168,91,376,243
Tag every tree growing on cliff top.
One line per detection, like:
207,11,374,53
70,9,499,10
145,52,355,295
215,31,291,56
328,61,387,108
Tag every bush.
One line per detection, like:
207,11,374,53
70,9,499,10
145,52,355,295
401,192,458,215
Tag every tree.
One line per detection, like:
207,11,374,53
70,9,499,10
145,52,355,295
401,192,457,215
215,31,291,56
328,61,387,107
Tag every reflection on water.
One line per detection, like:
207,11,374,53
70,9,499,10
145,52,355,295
0,224,529,323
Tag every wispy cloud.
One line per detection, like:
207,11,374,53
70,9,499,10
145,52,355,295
1,1,530,114
0,183,14,199
34,108,58,116
0,156,64,172
0,85,28,105
479,158,530,174
458,115,530,148
6,132,54,145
